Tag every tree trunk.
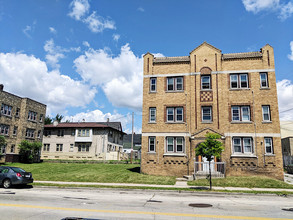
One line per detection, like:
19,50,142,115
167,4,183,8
209,160,212,190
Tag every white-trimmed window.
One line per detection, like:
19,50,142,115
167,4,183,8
202,106,212,122
230,74,248,89
231,106,250,122
149,107,156,123
166,137,184,153
260,72,268,88
264,137,273,154
232,137,253,154
166,107,184,122
70,144,74,152
37,130,41,138
10,144,15,153
40,114,43,122
262,105,271,121
0,124,9,136
78,143,90,152
28,111,37,121
201,75,211,90
150,78,157,92
13,126,17,136
149,137,156,152
43,144,50,151
56,144,63,152
78,129,90,137
1,104,12,116
167,77,184,91
26,129,35,138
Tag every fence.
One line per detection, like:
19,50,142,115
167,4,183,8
194,162,226,179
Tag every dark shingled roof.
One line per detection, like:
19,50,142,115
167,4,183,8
153,56,190,64
222,52,262,60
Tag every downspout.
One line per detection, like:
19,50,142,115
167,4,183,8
252,90,258,167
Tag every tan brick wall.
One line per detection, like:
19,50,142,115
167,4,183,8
141,43,284,180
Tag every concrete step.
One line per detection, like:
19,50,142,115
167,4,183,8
176,178,187,181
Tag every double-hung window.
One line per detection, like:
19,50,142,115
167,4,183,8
1,104,12,116
202,106,212,122
230,74,248,89
166,137,184,153
77,129,90,137
167,77,183,91
231,106,250,122
26,129,35,138
232,137,253,154
264,137,273,154
0,124,10,136
43,144,50,151
149,137,156,152
56,144,63,152
28,111,37,121
260,72,268,88
262,105,271,121
150,78,157,92
166,107,183,122
149,107,156,123
201,75,211,90
78,144,90,152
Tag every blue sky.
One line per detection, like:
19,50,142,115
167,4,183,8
0,0,293,133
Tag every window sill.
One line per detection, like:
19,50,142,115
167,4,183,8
27,120,37,123
231,154,257,158
165,122,185,124
163,153,186,157
201,121,213,124
262,121,272,124
165,90,184,93
229,88,250,91
231,121,252,124
265,154,275,156
260,87,270,90
200,89,212,92
148,122,157,124
2,115,12,118
147,152,156,154
149,91,157,94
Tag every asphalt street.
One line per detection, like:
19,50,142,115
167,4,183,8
0,186,293,220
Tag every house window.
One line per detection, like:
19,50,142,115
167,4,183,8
78,143,90,152
232,137,253,154
149,107,156,123
57,130,64,137
44,130,51,136
71,129,75,136
201,75,211,90
264,137,273,154
149,137,156,152
150,78,157,92
70,144,74,152
260,72,268,88
25,129,35,138
13,126,17,136
1,104,12,116
0,145,6,154
40,114,43,122
231,106,250,122
78,129,90,137
10,144,15,153
230,74,248,89
262,105,271,121
28,111,37,121
15,108,20,117
56,144,63,152
167,77,184,91
166,107,184,122
0,124,10,136
37,130,41,138
202,106,212,122
166,137,184,153
43,144,50,151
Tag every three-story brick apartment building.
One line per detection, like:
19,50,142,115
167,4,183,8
0,84,46,162
141,42,283,180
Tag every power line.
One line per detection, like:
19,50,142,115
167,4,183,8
280,107,293,113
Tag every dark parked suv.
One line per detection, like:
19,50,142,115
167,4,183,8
0,166,33,188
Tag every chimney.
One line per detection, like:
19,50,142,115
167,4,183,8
0,84,3,91
107,118,110,122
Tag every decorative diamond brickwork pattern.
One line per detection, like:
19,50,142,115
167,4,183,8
200,91,213,102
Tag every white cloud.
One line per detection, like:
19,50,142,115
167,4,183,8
288,41,293,61
242,0,293,20
74,44,143,110
0,52,97,115
49,27,57,34
137,7,145,12
277,79,293,120
68,0,90,20
84,12,115,33
113,34,120,42
83,41,90,47
23,25,32,38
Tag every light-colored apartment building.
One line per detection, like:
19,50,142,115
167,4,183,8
0,84,46,162
42,121,126,161
141,42,283,180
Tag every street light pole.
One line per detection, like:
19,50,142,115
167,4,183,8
130,112,134,163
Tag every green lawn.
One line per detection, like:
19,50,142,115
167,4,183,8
4,162,176,185
188,176,293,189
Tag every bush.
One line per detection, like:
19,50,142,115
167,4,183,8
19,140,42,163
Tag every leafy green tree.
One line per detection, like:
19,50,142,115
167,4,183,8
44,116,53,125
54,113,64,122
195,133,224,190
0,135,7,157
19,140,42,163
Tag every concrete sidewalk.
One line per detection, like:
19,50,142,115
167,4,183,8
34,180,293,193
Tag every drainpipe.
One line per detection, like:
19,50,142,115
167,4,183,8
252,90,258,167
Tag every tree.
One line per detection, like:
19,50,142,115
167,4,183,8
195,133,224,190
54,114,63,122
18,140,42,163
45,116,53,125
0,135,6,156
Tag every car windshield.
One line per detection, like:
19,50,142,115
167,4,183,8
11,167,26,173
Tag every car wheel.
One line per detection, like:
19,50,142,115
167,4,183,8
3,179,12,189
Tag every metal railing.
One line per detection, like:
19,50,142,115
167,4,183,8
194,162,226,179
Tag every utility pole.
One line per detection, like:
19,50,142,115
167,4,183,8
130,112,134,163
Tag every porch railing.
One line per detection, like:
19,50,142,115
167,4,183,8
194,162,226,179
